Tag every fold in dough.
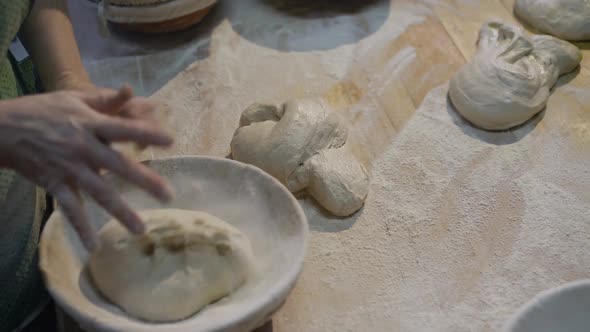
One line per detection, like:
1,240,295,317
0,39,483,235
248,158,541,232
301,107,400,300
449,22,581,131
231,99,370,217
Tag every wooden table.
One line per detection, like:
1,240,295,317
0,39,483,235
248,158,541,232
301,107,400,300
62,0,590,331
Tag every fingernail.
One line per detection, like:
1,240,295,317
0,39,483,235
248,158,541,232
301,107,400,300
161,134,174,146
134,143,147,151
159,183,175,202
130,220,146,234
85,235,101,252
120,84,134,97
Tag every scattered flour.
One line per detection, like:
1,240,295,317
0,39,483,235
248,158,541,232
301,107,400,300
279,84,590,332
136,0,590,331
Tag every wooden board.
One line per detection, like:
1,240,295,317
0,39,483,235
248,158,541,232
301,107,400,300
61,0,590,331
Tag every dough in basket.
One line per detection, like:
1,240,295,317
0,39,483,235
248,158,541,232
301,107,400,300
88,209,254,322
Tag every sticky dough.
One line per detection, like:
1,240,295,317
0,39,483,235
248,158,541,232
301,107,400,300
515,0,590,41
449,22,581,131
230,99,370,217
88,209,254,322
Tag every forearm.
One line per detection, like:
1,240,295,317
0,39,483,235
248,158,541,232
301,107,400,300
0,101,10,169
0,97,30,169
20,0,91,91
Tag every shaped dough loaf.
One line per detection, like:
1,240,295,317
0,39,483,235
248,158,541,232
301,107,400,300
89,209,254,322
449,22,581,130
515,0,590,41
231,99,370,217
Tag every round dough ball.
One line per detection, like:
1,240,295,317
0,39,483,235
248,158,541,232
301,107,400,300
88,209,254,322
515,0,590,41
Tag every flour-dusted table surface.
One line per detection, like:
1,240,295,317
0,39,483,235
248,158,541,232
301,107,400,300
66,0,590,331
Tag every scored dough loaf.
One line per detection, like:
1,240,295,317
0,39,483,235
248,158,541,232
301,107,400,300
88,209,254,322
449,22,581,130
515,0,590,41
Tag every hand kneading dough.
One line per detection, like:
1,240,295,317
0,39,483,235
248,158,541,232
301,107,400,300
515,0,590,41
449,22,581,130
230,99,370,217
88,209,254,322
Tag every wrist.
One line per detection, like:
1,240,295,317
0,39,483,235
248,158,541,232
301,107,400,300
48,70,92,91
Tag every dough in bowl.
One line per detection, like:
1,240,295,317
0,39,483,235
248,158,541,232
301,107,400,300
230,99,370,217
88,209,254,323
449,22,581,130
514,0,590,41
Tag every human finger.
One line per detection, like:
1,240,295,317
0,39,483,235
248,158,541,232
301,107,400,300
73,166,146,235
92,117,173,146
51,184,100,251
83,85,134,115
119,97,158,121
84,137,174,202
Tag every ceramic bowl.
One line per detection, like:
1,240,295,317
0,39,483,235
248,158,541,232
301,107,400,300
39,156,308,332
504,280,590,332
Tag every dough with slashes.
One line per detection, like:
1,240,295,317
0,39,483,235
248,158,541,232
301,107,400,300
230,99,370,217
449,22,581,130
88,209,254,322
515,0,590,41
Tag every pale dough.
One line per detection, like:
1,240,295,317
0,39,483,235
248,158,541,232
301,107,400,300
515,0,590,41
88,209,254,322
449,22,581,130
231,99,370,217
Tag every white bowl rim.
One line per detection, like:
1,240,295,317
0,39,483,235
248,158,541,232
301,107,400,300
503,279,590,332
40,155,309,332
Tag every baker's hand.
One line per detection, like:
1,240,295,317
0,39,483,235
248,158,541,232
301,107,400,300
0,86,174,251
61,82,159,124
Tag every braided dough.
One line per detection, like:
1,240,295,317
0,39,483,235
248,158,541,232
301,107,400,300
88,209,254,322
449,22,581,130
231,99,370,217
515,0,590,41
